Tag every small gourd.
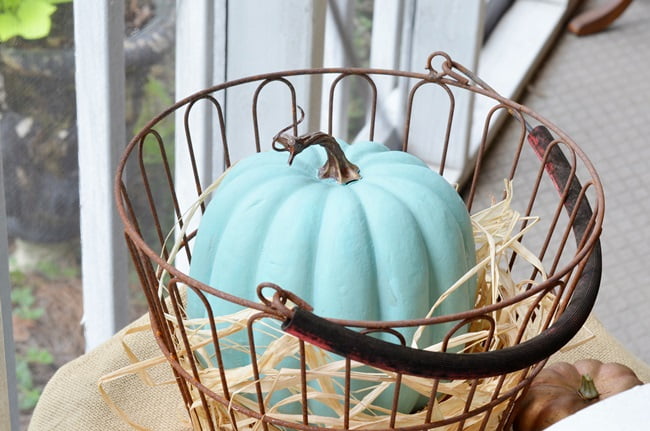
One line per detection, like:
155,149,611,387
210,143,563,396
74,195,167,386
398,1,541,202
513,359,643,430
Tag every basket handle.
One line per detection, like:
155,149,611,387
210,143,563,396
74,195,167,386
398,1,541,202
282,125,602,379
283,251,598,380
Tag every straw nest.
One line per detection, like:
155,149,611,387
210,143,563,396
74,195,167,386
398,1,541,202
100,179,592,430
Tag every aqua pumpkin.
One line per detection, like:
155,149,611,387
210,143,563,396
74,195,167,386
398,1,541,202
188,132,477,414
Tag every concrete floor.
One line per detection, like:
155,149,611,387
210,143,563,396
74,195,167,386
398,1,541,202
479,0,650,364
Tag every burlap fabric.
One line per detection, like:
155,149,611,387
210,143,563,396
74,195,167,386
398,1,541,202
29,313,650,431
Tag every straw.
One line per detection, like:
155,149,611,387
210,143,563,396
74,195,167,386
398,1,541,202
100,179,592,430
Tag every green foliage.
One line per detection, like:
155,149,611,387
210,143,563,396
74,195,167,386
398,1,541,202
15,347,54,410
0,0,72,42
133,74,175,165
10,269,44,320
24,345,54,364
10,269,55,410
11,286,44,320
35,258,79,280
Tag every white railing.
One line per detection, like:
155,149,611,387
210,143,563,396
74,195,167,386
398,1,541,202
1,1,575,427
74,0,130,352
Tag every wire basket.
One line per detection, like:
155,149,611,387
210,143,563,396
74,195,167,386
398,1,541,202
115,51,604,431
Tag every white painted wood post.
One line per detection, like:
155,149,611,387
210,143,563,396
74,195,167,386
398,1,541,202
406,0,485,181
173,0,224,272
211,1,228,176
473,0,573,156
360,0,409,149
0,153,18,430
173,0,326,268
225,0,327,162
321,0,354,139
74,0,129,351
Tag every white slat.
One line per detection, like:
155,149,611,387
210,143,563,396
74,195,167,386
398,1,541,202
174,0,215,185
473,0,572,153
0,154,18,430
362,0,410,149
406,0,485,181
369,0,404,82
212,0,228,176
173,0,222,273
74,0,129,351
321,0,354,139
225,0,327,163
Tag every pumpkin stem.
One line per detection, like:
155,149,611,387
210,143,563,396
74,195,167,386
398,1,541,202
577,374,600,401
273,131,361,184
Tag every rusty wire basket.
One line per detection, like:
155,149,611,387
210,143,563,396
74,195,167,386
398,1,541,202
115,51,604,430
